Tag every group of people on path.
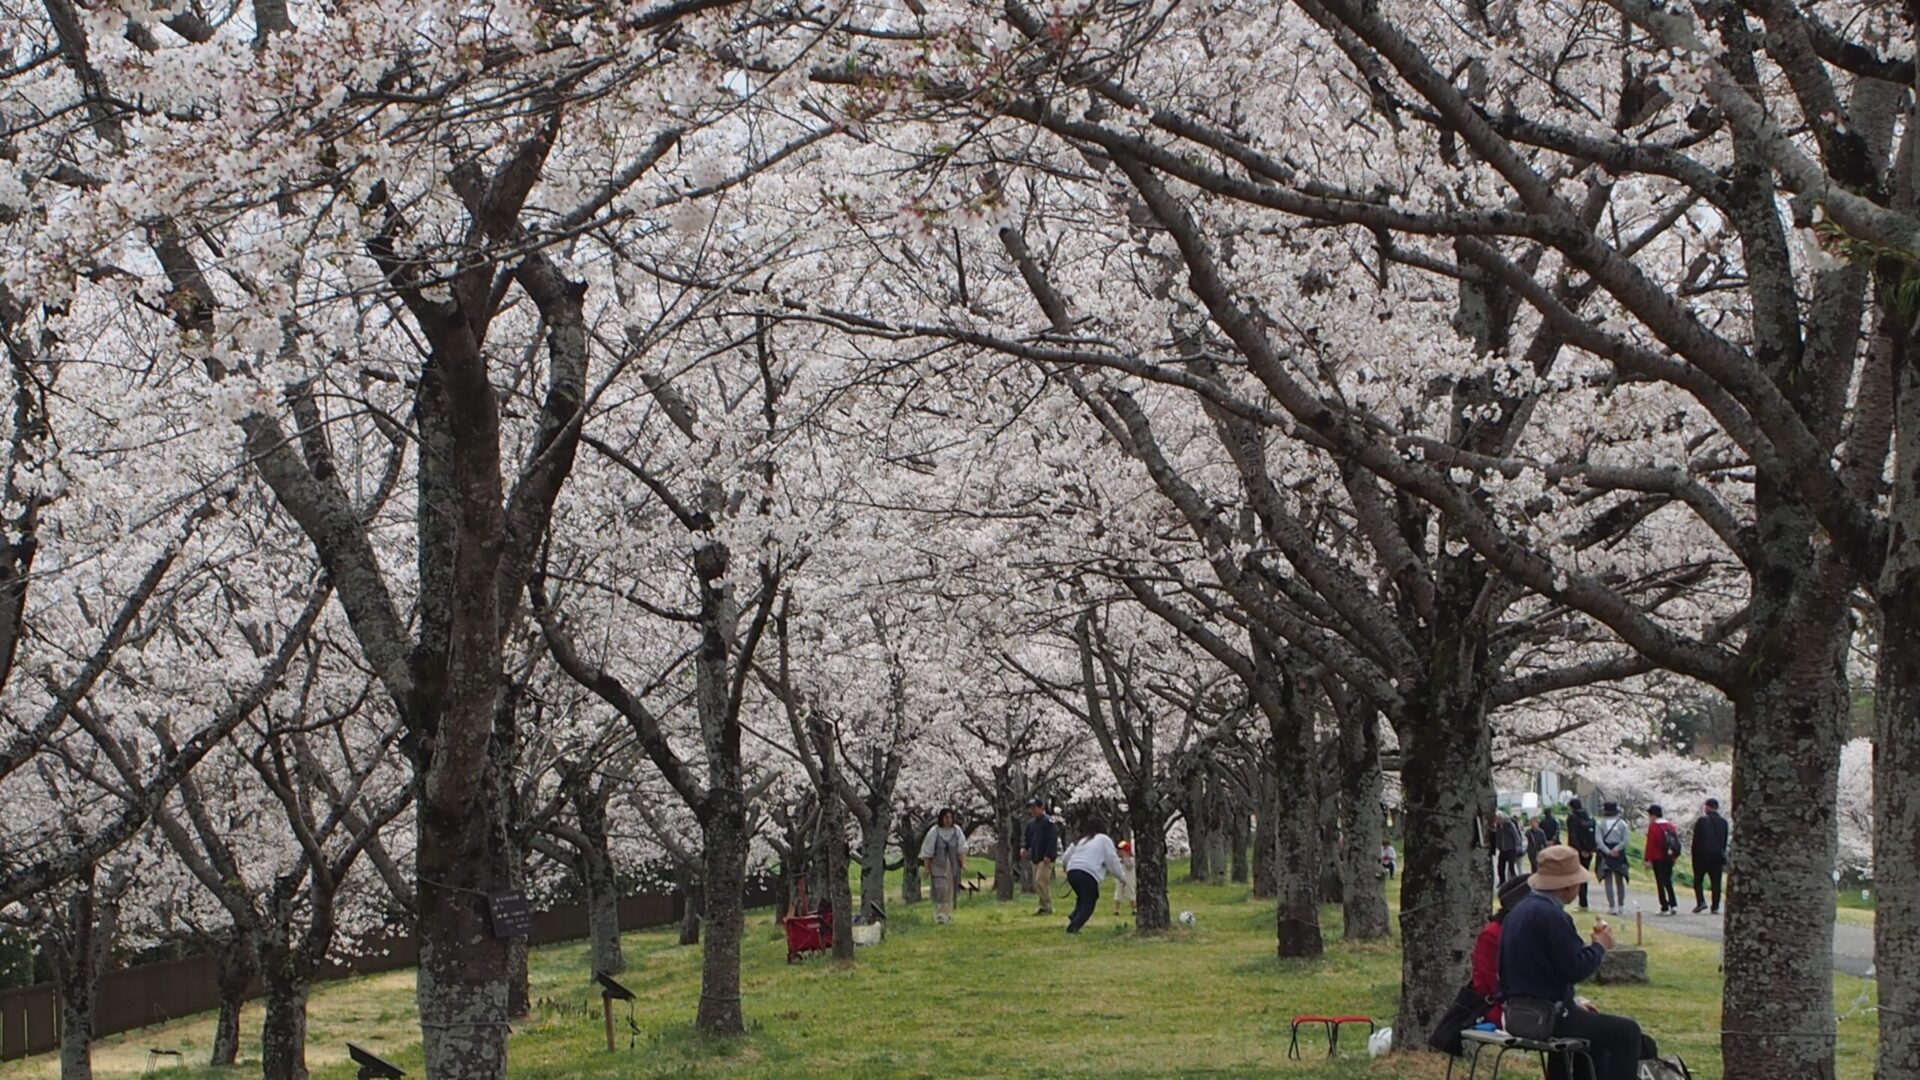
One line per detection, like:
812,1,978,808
1493,806,1563,881
919,800,1135,934
1558,796,1730,916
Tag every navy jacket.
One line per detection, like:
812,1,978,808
1497,892,1606,1007
1692,812,1730,865
1023,815,1059,861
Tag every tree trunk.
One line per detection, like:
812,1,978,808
1270,687,1324,959
1205,794,1229,886
895,813,923,904
415,795,511,1080
1184,774,1211,881
696,798,747,1035
1130,804,1172,932
57,976,92,1080
259,954,310,1080
1252,768,1278,900
1318,758,1345,906
824,796,855,963
1872,320,1920,1080
44,864,117,1080
677,865,703,947
1720,596,1849,1080
1229,812,1249,885
857,810,890,918
992,771,1018,902
1392,692,1492,1050
584,849,624,975
209,929,254,1067
1874,588,1920,1079
1340,710,1391,940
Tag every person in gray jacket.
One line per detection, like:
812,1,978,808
919,808,968,925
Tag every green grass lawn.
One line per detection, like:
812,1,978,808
1,865,1878,1079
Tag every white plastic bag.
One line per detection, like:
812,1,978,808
1368,1027,1393,1058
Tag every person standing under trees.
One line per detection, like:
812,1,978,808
1494,812,1523,883
919,809,968,926
1525,817,1547,873
1113,840,1137,918
1596,803,1631,916
1061,817,1130,934
1691,798,1730,915
1567,798,1598,912
1540,806,1560,846
1019,798,1060,917
1645,806,1681,916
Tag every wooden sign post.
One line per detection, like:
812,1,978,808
595,972,634,1053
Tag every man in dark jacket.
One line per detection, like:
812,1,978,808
1500,846,1649,1080
1495,812,1524,883
1566,797,1598,911
1540,806,1561,844
1690,797,1730,914
1019,798,1060,915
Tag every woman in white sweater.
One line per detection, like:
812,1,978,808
1061,817,1130,933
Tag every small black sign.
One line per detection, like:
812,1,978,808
486,889,532,940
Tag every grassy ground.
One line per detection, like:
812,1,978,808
1,865,1878,1079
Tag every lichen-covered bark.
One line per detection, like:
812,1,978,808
1721,605,1847,1080
1873,309,1920,1080
1251,768,1277,900
208,929,254,1067
697,800,747,1034
1269,670,1323,960
1873,587,1920,1080
1392,690,1492,1050
1339,709,1391,940
1714,466,1850,1079
416,795,510,1079
858,814,891,917
895,811,925,904
1129,806,1172,932
259,953,310,1080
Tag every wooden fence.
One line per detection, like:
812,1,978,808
0,884,767,1062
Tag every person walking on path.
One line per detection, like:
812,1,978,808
1061,817,1130,934
1566,798,1597,911
919,808,968,925
1525,817,1547,873
1645,805,1681,915
1499,845,1658,1080
1540,806,1560,845
1689,798,1729,914
1596,802,1631,915
1019,797,1060,916
1494,812,1524,883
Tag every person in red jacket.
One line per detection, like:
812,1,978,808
1645,805,1681,915
1471,875,1534,1026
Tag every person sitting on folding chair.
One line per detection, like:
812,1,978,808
1498,845,1656,1080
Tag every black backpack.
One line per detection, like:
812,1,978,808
1663,826,1683,860
1570,812,1596,850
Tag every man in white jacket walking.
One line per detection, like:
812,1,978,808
1061,817,1131,934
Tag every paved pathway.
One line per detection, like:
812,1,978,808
1565,879,1876,978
